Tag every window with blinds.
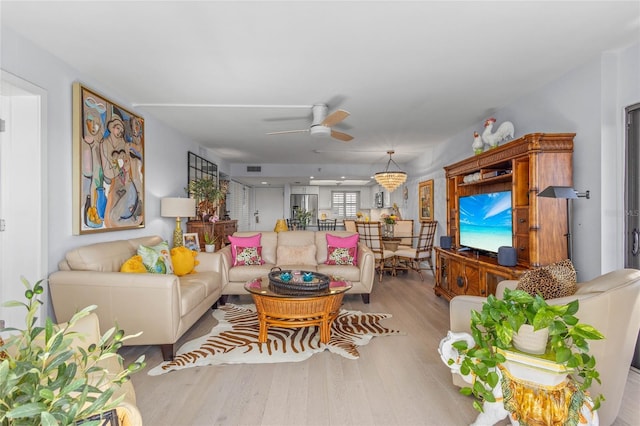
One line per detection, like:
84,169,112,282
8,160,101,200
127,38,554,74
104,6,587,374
332,191,359,218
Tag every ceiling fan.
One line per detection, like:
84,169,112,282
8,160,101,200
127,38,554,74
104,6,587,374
266,104,353,142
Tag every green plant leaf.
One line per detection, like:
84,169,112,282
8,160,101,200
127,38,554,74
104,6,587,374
6,402,49,419
572,324,605,340
555,346,572,363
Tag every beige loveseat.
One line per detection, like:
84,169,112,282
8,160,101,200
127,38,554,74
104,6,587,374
449,268,640,426
219,230,376,303
48,235,223,360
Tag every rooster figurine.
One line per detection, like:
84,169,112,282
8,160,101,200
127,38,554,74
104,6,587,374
482,117,514,149
472,131,484,155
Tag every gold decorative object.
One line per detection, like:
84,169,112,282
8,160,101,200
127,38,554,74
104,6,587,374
374,150,407,192
274,219,288,232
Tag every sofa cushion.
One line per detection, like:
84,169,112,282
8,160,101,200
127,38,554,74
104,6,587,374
277,245,317,266
181,271,220,297
315,231,359,264
170,246,198,276
120,255,147,273
228,263,277,282
138,241,174,274
516,259,577,299
228,233,262,265
65,239,137,272
325,246,357,265
317,264,361,282
234,246,265,266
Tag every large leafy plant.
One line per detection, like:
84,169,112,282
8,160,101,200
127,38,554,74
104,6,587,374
0,278,145,426
451,288,604,412
185,178,225,219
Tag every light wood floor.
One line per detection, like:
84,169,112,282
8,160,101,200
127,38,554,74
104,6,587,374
122,271,640,425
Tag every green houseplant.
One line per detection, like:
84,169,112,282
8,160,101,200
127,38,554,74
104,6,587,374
185,178,225,219
450,288,604,413
0,278,145,426
293,207,313,229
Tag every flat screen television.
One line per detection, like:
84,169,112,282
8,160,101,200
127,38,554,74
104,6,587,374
459,191,513,254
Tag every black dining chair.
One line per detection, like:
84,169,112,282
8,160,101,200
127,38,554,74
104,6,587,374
317,219,337,230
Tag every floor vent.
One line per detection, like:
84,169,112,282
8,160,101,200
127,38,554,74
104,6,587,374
247,166,262,172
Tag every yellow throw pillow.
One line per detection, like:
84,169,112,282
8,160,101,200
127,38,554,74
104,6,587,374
171,246,199,276
120,255,147,273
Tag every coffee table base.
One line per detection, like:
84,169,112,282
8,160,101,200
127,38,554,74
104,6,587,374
250,293,345,343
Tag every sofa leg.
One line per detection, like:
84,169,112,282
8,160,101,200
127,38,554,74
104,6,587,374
160,344,175,361
361,294,370,304
219,295,228,305
212,300,218,310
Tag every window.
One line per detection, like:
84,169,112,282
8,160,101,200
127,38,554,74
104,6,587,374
332,191,359,218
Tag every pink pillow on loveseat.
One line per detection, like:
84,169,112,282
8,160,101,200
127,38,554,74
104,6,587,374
228,233,262,265
325,233,359,265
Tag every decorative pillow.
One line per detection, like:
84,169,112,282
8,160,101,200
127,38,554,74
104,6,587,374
325,245,357,265
326,233,359,265
276,245,317,266
120,255,147,273
234,246,265,266
137,241,174,274
228,234,262,265
171,246,199,276
516,259,577,299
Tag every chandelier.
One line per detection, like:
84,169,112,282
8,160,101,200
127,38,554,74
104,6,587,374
374,150,407,192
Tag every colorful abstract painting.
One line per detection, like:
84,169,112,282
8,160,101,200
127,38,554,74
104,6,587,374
72,83,144,234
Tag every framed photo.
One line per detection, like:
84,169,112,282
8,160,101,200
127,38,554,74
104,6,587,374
72,82,145,235
183,233,200,251
419,179,434,221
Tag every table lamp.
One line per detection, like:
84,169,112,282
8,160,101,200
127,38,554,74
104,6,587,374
161,197,196,247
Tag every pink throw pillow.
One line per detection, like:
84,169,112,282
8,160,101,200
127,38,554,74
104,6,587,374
234,246,265,266
326,233,359,264
325,245,357,265
228,234,262,265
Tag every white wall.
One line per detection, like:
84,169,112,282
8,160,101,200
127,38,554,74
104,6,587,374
406,43,640,280
0,27,208,275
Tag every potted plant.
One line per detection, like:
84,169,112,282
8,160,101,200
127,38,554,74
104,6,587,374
450,288,604,413
0,278,145,425
293,208,313,230
203,232,219,252
185,178,225,220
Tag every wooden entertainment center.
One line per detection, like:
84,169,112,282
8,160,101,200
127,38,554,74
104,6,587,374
434,133,575,300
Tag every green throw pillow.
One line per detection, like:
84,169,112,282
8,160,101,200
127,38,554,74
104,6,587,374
138,241,174,274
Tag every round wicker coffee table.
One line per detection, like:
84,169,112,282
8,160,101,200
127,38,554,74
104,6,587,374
244,271,352,343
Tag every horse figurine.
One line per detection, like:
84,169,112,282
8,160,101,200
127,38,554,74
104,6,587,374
438,331,599,426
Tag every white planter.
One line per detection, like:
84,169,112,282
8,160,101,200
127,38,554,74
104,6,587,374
205,244,216,253
512,324,549,355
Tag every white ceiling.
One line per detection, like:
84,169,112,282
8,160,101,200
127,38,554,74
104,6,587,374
3,1,639,186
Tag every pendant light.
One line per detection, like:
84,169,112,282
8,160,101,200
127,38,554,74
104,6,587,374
374,150,407,192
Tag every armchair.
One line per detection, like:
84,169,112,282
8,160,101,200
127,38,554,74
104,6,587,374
449,268,640,426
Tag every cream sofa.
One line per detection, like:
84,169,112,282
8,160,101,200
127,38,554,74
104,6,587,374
219,230,376,303
48,235,223,360
449,268,640,426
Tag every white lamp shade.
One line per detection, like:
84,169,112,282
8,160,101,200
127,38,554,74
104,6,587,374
161,197,196,218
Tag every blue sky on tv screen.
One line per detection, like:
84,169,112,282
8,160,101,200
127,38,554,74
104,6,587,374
459,191,512,227
459,191,512,252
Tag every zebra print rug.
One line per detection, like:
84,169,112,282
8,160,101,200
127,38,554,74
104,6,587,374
148,304,404,376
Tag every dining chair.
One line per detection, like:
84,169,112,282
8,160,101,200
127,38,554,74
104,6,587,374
286,218,304,230
394,220,438,281
394,219,414,249
356,221,396,282
343,220,357,233
317,218,337,230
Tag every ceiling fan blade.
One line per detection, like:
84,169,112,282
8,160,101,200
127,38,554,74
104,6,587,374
322,109,350,127
266,129,309,135
331,130,354,142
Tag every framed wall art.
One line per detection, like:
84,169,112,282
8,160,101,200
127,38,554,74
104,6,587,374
419,179,434,221
72,82,145,234
183,233,200,251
